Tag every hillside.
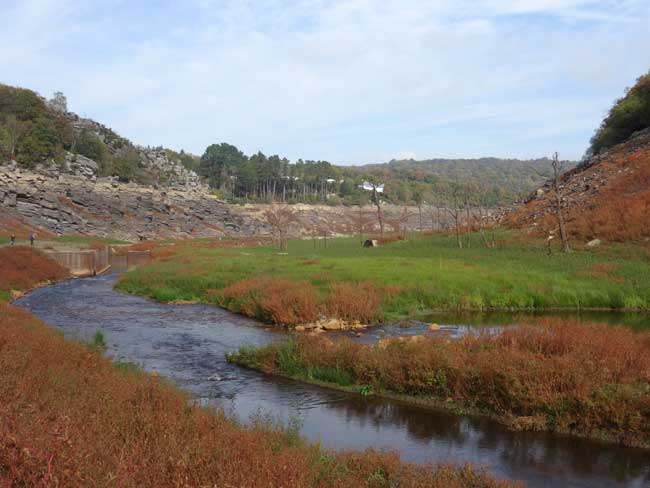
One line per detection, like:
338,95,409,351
505,128,650,242
505,71,650,243
0,84,200,189
347,156,574,207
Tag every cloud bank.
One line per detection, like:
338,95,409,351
1,0,649,163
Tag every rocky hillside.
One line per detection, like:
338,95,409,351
1,162,472,241
0,163,250,240
505,128,650,242
0,84,201,189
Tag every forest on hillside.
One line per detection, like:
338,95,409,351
197,142,570,207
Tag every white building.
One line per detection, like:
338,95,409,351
360,181,384,193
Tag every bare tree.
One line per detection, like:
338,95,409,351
552,152,570,254
473,206,497,249
370,183,384,236
386,206,414,239
264,205,300,251
445,185,464,248
350,207,374,245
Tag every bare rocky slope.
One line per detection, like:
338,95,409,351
504,128,650,242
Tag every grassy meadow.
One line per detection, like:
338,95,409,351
117,232,650,326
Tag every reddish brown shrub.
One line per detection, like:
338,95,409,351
88,240,107,250
0,303,515,487
0,247,69,293
261,319,650,447
323,281,383,323
507,140,650,242
216,277,318,326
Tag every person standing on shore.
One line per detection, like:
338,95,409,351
29,233,35,246
10,234,15,246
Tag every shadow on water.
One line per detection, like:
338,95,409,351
14,274,650,488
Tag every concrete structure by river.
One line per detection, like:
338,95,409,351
44,246,151,276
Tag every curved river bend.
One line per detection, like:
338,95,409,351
15,275,650,488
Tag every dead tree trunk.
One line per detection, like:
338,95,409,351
552,152,570,254
372,186,384,236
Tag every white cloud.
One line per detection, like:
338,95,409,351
0,0,648,162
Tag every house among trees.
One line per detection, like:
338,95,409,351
360,181,384,192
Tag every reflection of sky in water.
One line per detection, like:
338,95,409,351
15,275,650,488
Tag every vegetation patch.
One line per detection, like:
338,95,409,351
229,319,650,448
0,246,69,298
0,302,516,487
117,232,650,326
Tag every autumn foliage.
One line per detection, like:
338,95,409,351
249,319,650,448
323,282,383,323
210,277,386,326
0,303,516,487
507,112,650,242
0,246,69,294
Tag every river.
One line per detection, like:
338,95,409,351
15,274,650,488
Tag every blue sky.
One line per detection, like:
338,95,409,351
1,0,649,163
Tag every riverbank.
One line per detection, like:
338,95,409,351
1,246,516,486
0,246,70,301
228,318,650,449
116,232,650,327
1,302,519,487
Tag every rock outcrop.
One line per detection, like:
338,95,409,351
0,164,253,240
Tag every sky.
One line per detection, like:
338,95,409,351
1,0,649,164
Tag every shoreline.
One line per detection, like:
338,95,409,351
227,351,650,452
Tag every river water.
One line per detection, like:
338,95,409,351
15,274,650,488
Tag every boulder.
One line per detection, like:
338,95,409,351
586,238,602,248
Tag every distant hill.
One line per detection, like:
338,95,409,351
345,157,575,207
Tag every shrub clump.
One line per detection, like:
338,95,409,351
212,277,319,326
589,71,650,155
324,281,383,323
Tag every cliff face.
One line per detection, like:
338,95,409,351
0,163,252,240
505,128,650,242
1,162,471,241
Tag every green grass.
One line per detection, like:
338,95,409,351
117,231,650,322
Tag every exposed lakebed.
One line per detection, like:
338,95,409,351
15,274,650,488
